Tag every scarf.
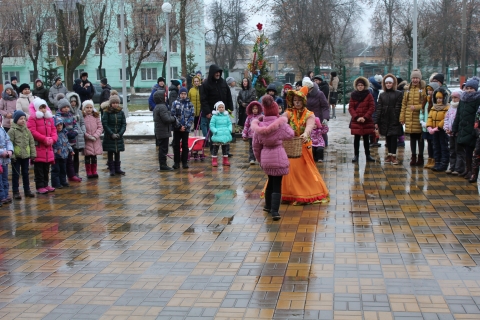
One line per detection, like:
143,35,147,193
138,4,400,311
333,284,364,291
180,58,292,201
2,91,16,101
433,103,447,111
450,101,459,109
350,89,369,102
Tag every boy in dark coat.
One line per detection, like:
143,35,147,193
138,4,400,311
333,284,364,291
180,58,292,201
153,90,177,171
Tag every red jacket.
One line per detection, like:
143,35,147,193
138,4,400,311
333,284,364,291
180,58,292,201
27,103,57,163
349,93,375,136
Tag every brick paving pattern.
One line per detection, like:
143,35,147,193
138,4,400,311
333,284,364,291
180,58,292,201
0,112,480,319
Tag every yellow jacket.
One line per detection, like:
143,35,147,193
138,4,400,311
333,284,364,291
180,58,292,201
426,104,449,129
188,86,201,117
400,81,426,134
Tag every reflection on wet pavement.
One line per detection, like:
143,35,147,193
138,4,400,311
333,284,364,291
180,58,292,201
0,112,480,319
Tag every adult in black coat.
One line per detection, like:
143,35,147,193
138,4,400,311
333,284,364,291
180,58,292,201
32,79,49,102
99,78,111,105
313,75,330,102
73,71,95,103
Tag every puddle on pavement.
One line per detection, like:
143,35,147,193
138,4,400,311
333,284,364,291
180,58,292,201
183,216,234,236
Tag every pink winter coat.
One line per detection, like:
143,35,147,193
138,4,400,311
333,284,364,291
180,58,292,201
83,114,103,156
252,115,294,176
27,103,57,163
242,101,263,139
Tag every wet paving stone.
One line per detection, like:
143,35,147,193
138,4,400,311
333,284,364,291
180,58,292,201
1,112,480,318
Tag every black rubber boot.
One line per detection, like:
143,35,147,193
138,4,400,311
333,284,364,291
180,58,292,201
469,167,479,183
159,162,173,171
114,161,126,175
270,193,282,221
263,190,272,213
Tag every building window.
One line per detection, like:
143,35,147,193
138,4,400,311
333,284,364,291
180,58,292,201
29,71,35,83
171,40,177,53
48,43,58,56
141,67,157,81
45,17,56,30
118,42,122,54
73,69,84,80
95,43,105,56
119,68,131,81
116,14,126,28
170,67,178,80
4,71,19,83
96,69,106,80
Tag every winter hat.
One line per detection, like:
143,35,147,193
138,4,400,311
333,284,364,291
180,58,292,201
295,81,302,87
261,95,279,117
246,101,263,116
384,77,394,83
19,83,30,92
10,76,17,82
226,77,235,85
157,77,165,83
214,101,225,110
451,89,462,98
432,73,444,84
53,76,61,83
396,77,404,83
171,79,181,87
411,69,422,79
13,110,26,123
54,116,64,127
302,77,314,88
426,82,440,92
80,71,88,78
56,93,70,111
4,81,10,85
314,117,321,128
35,78,43,85
374,74,383,83
109,90,121,104
196,70,202,76
313,75,323,81
179,87,188,95
283,83,293,90
286,90,307,108
82,100,94,110
153,89,166,104
101,77,108,85
355,77,368,87
4,84,14,93
465,77,480,91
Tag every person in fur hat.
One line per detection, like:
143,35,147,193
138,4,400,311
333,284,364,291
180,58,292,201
349,77,376,163
209,101,232,167
242,101,263,164
400,69,427,166
82,100,103,178
375,74,403,165
101,91,127,176
453,77,480,181
27,98,57,194
427,88,450,171
251,95,294,220
444,90,462,174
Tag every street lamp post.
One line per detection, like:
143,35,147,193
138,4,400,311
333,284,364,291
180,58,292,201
162,2,172,85
120,0,128,117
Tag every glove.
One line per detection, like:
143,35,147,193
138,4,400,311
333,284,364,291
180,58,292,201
111,134,120,139
420,121,426,129
432,127,439,132
427,127,434,135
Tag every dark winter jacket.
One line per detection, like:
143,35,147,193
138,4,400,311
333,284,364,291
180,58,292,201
318,82,330,102
149,83,168,111
168,85,179,105
306,83,330,122
376,74,403,136
101,105,127,152
48,83,68,109
200,64,233,116
153,90,176,139
73,78,94,103
452,91,480,147
349,77,375,136
237,80,256,109
32,82,49,102
100,84,112,105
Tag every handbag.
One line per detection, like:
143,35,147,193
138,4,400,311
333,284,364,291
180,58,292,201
329,91,338,104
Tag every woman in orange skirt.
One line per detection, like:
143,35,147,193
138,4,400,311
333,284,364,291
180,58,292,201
280,90,329,204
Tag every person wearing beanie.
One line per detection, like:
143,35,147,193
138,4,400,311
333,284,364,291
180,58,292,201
101,90,127,176
302,76,329,146
171,86,194,169
375,74,403,165
168,80,181,106
16,82,35,120
368,74,383,148
443,89,461,174
295,81,302,90
8,110,36,199
48,76,68,111
10,76,19,95
27,98,57,194
237,78,256,132
66,92,86,180
310,117,329,163
73,75,93,104
51,117,74,189
209,101,232,167
32,79,49,102
0,110,14,204
153,89,176,171
426,87,450,171
188,75,202,139
250,95,294,220
81,100,103,178
18,83,30,94
421,82,441,169
99,78,111,106
0,84,18,131
148,77,168,112
400,69,427,166
349,77,376,163
279,90,329,205
313,76,330,106
453,76,480,181
242,101,263,164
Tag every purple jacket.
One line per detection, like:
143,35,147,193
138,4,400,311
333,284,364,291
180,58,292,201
306,83,330,122
242,101,264,139
252,116,294,176
311,125,329,147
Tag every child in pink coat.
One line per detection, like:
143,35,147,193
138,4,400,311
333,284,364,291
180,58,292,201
251,95,294,221
82,100,103,178
242,101,263,164
27,98,57,194
310,117,329,162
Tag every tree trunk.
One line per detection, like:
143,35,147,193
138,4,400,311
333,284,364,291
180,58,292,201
64,61,75,91
180,0,187,77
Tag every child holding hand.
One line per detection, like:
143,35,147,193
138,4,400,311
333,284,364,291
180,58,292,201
242,101,263,164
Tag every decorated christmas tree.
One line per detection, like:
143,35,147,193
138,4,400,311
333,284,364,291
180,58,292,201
248,23,272,97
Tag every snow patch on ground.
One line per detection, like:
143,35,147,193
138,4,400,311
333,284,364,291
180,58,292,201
125,114,155,135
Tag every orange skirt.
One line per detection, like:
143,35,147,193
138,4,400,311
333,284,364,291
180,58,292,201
281,142,329,203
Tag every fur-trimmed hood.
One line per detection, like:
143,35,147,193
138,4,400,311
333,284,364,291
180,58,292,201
432,87,449,105
251,115,288,135
246,101,263,116
353,76,370,90
381,73,398,91
66,92,81,109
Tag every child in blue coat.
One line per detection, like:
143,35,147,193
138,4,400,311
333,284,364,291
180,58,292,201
210,101,232,167
171,87,194,169
0,117,13,204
